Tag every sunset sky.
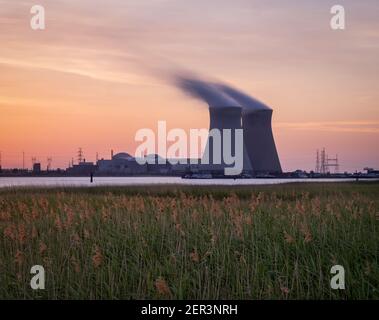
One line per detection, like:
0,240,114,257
0,0,378,172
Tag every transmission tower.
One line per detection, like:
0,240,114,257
315,149,320,173
77,148,84,163
316,148,340,174
320,148,327,174
47,157,52,171
326,154,340,174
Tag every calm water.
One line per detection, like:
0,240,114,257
0,176,374,188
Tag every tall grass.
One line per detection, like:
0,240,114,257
0,182,378,299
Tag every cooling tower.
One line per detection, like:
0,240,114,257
216,84,282,174
202,106,252,174
242,109,282,174
173,74,281,175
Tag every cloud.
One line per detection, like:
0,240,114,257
275,121,379,133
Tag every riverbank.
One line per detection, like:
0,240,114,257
1,176,378,189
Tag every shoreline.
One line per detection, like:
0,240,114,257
0,176,379,188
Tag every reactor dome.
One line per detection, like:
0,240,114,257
112,152,134,161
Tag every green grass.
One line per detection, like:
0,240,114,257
0,182,378,299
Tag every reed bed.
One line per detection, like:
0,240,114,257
0,182,378,299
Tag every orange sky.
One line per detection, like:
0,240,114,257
1,0,378,172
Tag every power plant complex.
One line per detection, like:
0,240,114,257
1,73,377,179
81,74,284,177
1,75,285,178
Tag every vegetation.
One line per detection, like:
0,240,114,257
0,182,378,299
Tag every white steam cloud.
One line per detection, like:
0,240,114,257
172,72,271,112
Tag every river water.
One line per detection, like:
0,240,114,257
0,177,375,188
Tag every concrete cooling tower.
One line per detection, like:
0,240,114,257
203,106,252,174
173,74,281,175
216,84,282,174
242,109,282,174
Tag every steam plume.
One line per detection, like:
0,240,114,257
214,84,271,112
174,75,241,108
172,72,270,112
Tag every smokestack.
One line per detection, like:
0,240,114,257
111,149,114,159
242,109,282,173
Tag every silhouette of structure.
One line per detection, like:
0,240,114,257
77,148,84,163
47,157,52,171
217,84,282,174
174,75,282,175
242,109,282,174
316,148,340,174
203,106,252,173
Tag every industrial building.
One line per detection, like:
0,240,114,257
66,161,96,175
97,153,190,176
32,163,41,174
97,153,147,175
